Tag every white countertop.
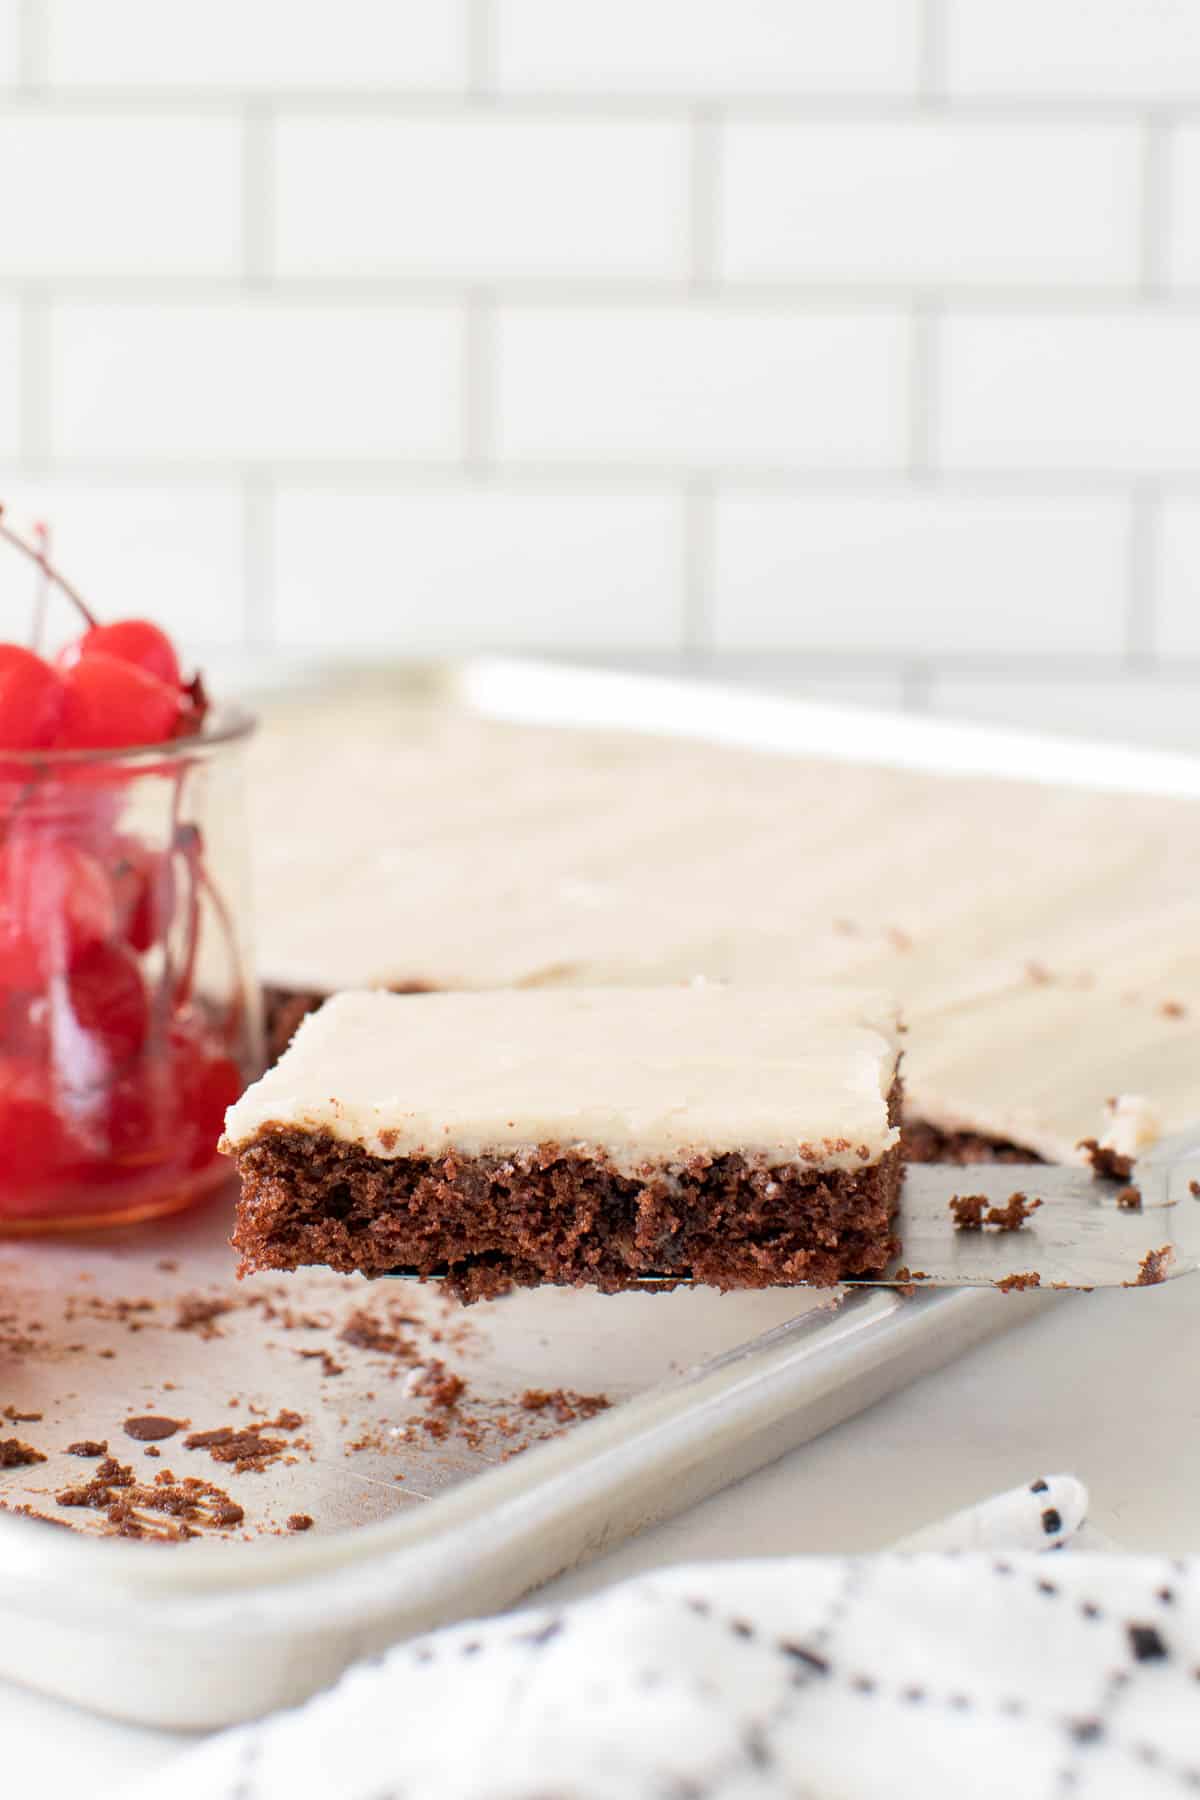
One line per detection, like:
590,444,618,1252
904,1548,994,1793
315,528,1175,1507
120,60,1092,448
4,1272,1195,1796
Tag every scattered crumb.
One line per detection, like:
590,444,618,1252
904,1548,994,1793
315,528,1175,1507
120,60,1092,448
1116,1185,1143,1212
0,1502,73,1530
1077,1138,1134,1183
173,1295,236,1338
56,1458,245,1539
1125,1246,1174,1288
1025,961,1052,985
4,1406,43,1423
296,1348,345,1378
182,1424,290,1474
66,1440,107,1458
519,1388,611,1423
1190,1181,1200,1199
286,1513,313,1533
996,1272,1041,1294
950,1193,1041,1232
339,1308,418,1360
1161,1000,1187,1020
123,1415,186,1443
0,1438,46,1468
411,1361,465,1409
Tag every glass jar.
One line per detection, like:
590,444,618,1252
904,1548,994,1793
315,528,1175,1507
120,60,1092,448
0,710,262,1230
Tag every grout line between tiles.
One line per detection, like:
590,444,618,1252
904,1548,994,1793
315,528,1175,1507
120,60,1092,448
683,479,715,656
918,0,947,105
463,290,494,472
908,301,939,477
1126,482,1161,666
468,0,494,99
15,0,45,90
241,103,275,288
1140,118,1172,296
242,474,274,649
17,288,50,466
688,107,720,291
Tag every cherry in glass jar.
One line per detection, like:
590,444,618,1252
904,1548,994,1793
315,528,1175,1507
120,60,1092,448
0,715,262,1228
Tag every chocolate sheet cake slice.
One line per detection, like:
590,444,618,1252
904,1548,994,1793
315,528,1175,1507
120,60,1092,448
223,987,903,1302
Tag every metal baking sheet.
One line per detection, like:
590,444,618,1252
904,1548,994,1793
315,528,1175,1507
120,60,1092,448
0,1190,1050,1728
4,655,1195,1731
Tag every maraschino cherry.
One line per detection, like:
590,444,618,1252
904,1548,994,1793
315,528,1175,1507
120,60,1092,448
0,508,199,752
0,502,242,1224
0,643,67,749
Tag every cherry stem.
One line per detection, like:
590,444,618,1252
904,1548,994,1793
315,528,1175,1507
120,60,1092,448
0,507,97,631
31,522,51,653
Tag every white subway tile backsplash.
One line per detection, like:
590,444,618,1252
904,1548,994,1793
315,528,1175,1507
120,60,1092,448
720,122,1140,288
0,303,18,456
712,494,1130,655
940,314,1200,472
1165,127,1200,289
273,117,688,282
0,3,17,88
496,307,910,469
46,0,467,90
0,112,241,278
50,301,464,462
948,0,1200,100
495,0,922,97
270,488,684,651
1158,499,1200,657
0,481,245,650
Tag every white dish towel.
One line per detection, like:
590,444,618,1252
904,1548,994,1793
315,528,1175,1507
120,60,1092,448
123,1475,1200,1799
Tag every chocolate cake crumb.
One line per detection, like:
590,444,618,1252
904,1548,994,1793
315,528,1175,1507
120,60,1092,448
1116,1185,1143,1211
144,1445,160,1458
1078,1139,1135,1183
339,1309,418,1359
1125,1247,1174,1288
95,1457,134,1486
996,1272,1041,1294
0,1438,46,1468
66,1439,107,1458
519,1388,611,1423
123,1415,186,1442
183,1424,289,1473
4,1406,42,1423
287,1513,314,1532
296,1348,345,1377
411,1361,465,1408
174,1295,236,1337
0,1503,73,1530
57,1459,245,1538
951,1192,1042,1232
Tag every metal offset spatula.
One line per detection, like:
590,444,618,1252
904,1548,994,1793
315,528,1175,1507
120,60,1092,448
388,1125,1200,1293
844,1123,1200,1291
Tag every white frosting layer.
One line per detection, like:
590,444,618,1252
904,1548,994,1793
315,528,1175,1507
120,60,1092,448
248,684,1200,1162
224,986,902,1174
